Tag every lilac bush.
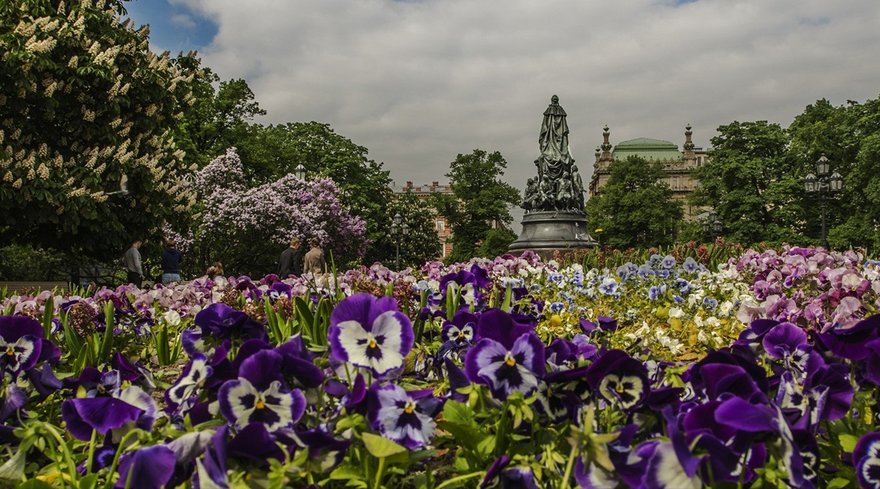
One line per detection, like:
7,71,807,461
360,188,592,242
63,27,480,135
166,148,368,267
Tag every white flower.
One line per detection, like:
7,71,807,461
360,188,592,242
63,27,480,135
163,310,181,326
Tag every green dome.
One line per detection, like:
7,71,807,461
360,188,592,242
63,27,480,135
612,138,681,161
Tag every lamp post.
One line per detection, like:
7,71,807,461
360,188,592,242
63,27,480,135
701,213,722,241
294,164,307,180
803,154,843,249
390,212,409,270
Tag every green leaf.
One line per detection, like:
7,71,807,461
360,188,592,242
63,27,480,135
362,432,407,459
839,433,859,453
329,464,362,481
826,478,850,489
78,474,99,489
442,401,475,425
16,481,53,489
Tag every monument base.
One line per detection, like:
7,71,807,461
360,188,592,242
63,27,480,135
508,211,597,257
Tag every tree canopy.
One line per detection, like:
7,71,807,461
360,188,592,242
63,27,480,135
433,149,520,262
586,156,683,248
0,0,197,260
691,121,804,245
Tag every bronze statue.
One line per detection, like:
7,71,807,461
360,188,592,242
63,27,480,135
525,95,585,214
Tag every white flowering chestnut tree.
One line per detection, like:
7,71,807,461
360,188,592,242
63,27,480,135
0,0,197,259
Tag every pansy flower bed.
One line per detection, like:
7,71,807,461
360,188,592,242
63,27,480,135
1,247,880,488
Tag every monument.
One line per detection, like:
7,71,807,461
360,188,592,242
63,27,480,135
509,95,597,254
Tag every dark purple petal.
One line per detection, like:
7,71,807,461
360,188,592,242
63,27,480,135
228,423,286,464
865,339,880,386
474,309,534,349
714,397,777,432
115,445,176,489
0,384,28,422
238,349,284,390
762,323,808,360
0,315,44,341
26,363,62,398
193,427,228,489
37,339,60,364
344,374,367,411
231,339,273,371
695,363,765,403
597,316,618,332
62,397,143,441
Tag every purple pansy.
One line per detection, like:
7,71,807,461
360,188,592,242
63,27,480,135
0,316,48,374
465,311,545,400
218,350,306,432
762,322,809,360
193,303,267,342
166,355,213,412
441,310,477,346
328,293,414,377
586,350,648,410
853,432,880,489
115,445,176,489
367,383,442,449
62,385,157,441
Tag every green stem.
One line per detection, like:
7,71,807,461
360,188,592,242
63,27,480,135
372,456,387,489
560,441,578,489
86,428,97,475
102,430,141,489
41,423,78,485
435,471,484,489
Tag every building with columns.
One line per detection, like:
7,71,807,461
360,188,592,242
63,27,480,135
588,125,710,220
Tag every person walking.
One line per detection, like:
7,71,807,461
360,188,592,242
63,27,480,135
123,239,143,287
303,239,325,275
277,237,303,278
161,239,184,284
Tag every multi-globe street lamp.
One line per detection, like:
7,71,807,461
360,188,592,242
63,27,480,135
702,213,722,241
390,212,409,270
803,154,843,249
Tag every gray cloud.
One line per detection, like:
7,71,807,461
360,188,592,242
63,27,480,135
181,0,880,228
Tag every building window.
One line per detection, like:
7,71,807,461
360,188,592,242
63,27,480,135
435,219,445,232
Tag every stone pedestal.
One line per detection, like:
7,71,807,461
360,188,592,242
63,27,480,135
508,211,597,256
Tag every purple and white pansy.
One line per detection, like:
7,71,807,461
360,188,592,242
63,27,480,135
218,350,306,432
367,383,442,449
464,310,545,400
328,293,414,378
854,432,880,489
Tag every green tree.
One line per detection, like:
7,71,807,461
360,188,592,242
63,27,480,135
691,121,803,245
229,122,393,264
385,192,442,268
173,53,265,170
788,96,880,250
586,156,683,248
0,0,196,260
434,149,520,262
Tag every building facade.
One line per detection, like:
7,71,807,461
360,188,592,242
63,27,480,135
588,125,709,220
398,181,454,258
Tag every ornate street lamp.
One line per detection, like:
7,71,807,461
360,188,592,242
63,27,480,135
390,212,409,270
294,164,307,180
803,153,844,249
701,212,722,241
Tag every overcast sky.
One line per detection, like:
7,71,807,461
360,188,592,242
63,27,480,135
126,0,880,214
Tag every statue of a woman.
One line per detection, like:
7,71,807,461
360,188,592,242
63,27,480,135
538,95,574,182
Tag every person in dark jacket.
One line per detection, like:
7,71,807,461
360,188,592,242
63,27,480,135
277,237,303,278
161,239,184,284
